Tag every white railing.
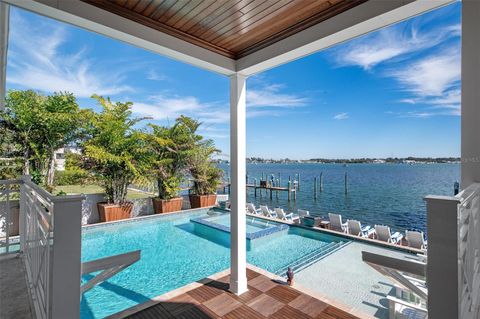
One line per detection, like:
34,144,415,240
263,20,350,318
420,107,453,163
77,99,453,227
425,183,480,319
0,179,21,254
457,184,480,319
0,176,85,319
21,178,55,319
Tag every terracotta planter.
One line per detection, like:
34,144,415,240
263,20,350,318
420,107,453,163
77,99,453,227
97,202,133,222
189,194,217,208
152,197,183,214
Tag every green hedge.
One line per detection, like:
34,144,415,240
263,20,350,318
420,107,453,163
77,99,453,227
54,169,91,186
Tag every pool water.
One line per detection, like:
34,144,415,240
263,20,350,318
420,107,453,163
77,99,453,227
81,209,347,318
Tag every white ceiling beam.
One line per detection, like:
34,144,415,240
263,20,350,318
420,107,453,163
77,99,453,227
0,2,9,110
236,0,456,76
2,0,236,76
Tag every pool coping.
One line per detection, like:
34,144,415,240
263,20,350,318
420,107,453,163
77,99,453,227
105,263,373,319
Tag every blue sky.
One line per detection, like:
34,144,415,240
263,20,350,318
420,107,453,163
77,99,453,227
6,3,461,159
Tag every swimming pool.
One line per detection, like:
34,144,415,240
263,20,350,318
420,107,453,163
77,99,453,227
81,208,347,318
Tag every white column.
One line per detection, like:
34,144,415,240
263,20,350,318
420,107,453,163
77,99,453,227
0,2,9,110
229,73,248,295
51,196,84,319
461,0,480,188
424,195,461,319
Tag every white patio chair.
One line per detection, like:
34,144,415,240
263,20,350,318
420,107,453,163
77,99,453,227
246,203,261,215
406,230,427,250
328,213,347,232
260,205,277,218
297,209,309,219
347,220,374,238
375,225,403,244
274,207,300,223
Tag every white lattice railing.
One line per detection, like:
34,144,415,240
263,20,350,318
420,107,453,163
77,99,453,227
425,183,480,319
0,176,85,319
21,178,55,319
457,183,480,319
0,179,21,254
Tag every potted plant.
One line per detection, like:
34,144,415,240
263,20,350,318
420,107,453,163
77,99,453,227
84,95,148,222
146,116,200,213
188,140,223,208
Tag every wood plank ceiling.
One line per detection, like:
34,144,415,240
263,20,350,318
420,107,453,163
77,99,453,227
82,0,367,59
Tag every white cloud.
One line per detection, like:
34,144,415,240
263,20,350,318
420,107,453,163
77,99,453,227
333,112,349,120
146,69,168,81
131,94,229,124
247,84,308,108
335,23,460,70
389,48,460,97
7,10,133,97
390,48,460,117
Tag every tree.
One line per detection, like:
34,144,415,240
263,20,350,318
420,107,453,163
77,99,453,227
39,92,85,188
188,138,223,196
145,116,202,200
0,90,44,175
84,95,149,205
1,90,86,189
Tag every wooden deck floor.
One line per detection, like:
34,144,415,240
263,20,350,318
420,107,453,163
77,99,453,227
126,269,360,319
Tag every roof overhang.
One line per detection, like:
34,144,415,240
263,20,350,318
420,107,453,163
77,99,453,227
2,0,455,77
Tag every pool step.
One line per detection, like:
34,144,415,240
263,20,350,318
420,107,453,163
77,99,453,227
274,241,348,277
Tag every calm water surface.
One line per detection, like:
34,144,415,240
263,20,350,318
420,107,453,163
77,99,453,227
220,163,460,234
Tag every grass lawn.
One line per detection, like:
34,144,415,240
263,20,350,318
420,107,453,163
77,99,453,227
54,184,152,199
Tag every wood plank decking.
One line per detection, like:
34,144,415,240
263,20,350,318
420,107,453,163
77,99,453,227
126,269,360,319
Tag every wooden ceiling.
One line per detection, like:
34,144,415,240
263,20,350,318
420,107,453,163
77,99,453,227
82,0,367,59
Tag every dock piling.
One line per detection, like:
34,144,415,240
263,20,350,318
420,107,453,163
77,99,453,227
344,172,348,194
314,177,317,199
320,172,323,192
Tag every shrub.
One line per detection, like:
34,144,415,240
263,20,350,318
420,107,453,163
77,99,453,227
54,168,90,185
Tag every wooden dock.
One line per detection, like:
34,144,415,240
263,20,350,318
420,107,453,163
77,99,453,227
220,183,297,201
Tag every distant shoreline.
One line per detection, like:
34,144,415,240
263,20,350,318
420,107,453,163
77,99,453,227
215,157,460,165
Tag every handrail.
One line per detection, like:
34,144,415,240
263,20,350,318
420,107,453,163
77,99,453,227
81,250,141,293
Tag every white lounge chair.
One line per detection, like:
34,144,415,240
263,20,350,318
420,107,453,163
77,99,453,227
260,205,277,218
274,207,300,223
328,213,347,232
246,203,261,215
375,225,403,244
297,209,309,219
406,230,427,250
347,220,374,238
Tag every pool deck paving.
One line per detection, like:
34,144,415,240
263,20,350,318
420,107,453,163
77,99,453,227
0,254,34,319
295,241,416,319
122,267,364,319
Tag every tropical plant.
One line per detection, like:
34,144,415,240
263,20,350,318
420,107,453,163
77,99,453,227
84,95,149,205
188,139,223,196
145,116,202,200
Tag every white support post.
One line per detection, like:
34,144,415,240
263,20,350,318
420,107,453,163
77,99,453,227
424,195,461,319
50,197,83,319
461,0,480,188
0,2,9,110
229,73,248,295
